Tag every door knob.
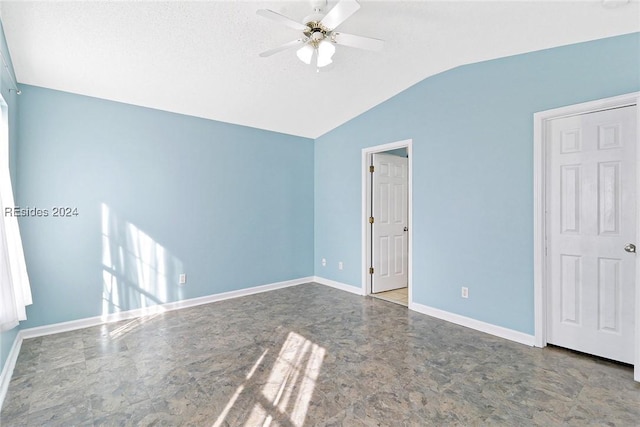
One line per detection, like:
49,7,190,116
624,243,636,253
403,227,408,232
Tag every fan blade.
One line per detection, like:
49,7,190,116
320,0,360,30
259,39,307,57
257,9,309,31
332,32,384,51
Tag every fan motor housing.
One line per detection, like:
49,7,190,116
303,20,330,40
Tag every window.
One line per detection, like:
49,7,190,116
0,93,32,331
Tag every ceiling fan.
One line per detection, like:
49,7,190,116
257,0,384,70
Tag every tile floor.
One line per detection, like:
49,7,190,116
1,282,639,426
372,287,408,306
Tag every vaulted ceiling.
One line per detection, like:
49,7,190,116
1,1,638,138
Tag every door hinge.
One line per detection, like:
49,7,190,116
369,165,374,173
369,216,374,224
369,267,374,274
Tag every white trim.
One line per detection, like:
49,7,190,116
312,276,364,295
361,139,413,303
636,97,640,382
0,329,23,410
533,92,640,381
20,276,313,339
410,302,535,347
533,100,547,349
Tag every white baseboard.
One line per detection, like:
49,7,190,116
311,279,533,347
312,276,364,295
0,329,23,411
20,276,314,339
409,302,535,347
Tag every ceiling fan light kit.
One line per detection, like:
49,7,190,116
316,40,335,67
296,44,315,64
257,0,384,71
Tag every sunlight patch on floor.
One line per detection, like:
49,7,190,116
212,332,325,427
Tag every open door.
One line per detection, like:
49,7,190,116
370,153,408,293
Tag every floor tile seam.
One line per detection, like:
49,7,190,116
26,394,94,417
296,317,365,335
88,385,153,409
25,399,96,425
554,401,589,424
19,381,81,400
193,374,237,397
345,388,430,425
482,386,580,415
83,353,135,367
550,381,588,402
32,359,89,376
518,379,588,403
189,363,252,387
342,341,401,364
82,334,130,345
85,381,149,399
30,383,88,396
436,372,505,398
572,381,640,404
84,363,148,383
438,363,583,394
5,369,37,382
141,370,210,392
0,399,31,420
321,385,388,421
33,356,88,372
583,367,637,387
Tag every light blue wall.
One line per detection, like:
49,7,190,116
16,85,314,328
0,20,21,377
314,33,640,335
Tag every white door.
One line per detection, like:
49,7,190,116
547,105,637,364
371,153,408,293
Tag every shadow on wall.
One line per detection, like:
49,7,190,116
100,202,184,319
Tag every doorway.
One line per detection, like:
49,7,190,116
362,140,412,306
534,92,640,381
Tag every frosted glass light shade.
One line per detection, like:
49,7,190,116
316,40,335,68
296,44,314,65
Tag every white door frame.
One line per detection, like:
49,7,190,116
361,139,413,302
533,92,640,381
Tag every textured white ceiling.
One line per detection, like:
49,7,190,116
1,1,638,138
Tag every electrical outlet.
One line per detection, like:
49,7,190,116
338,261,343,270
461,287,469,298
179,274,187,285
322,258,327,267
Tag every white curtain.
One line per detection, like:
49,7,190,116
0,96,32,332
